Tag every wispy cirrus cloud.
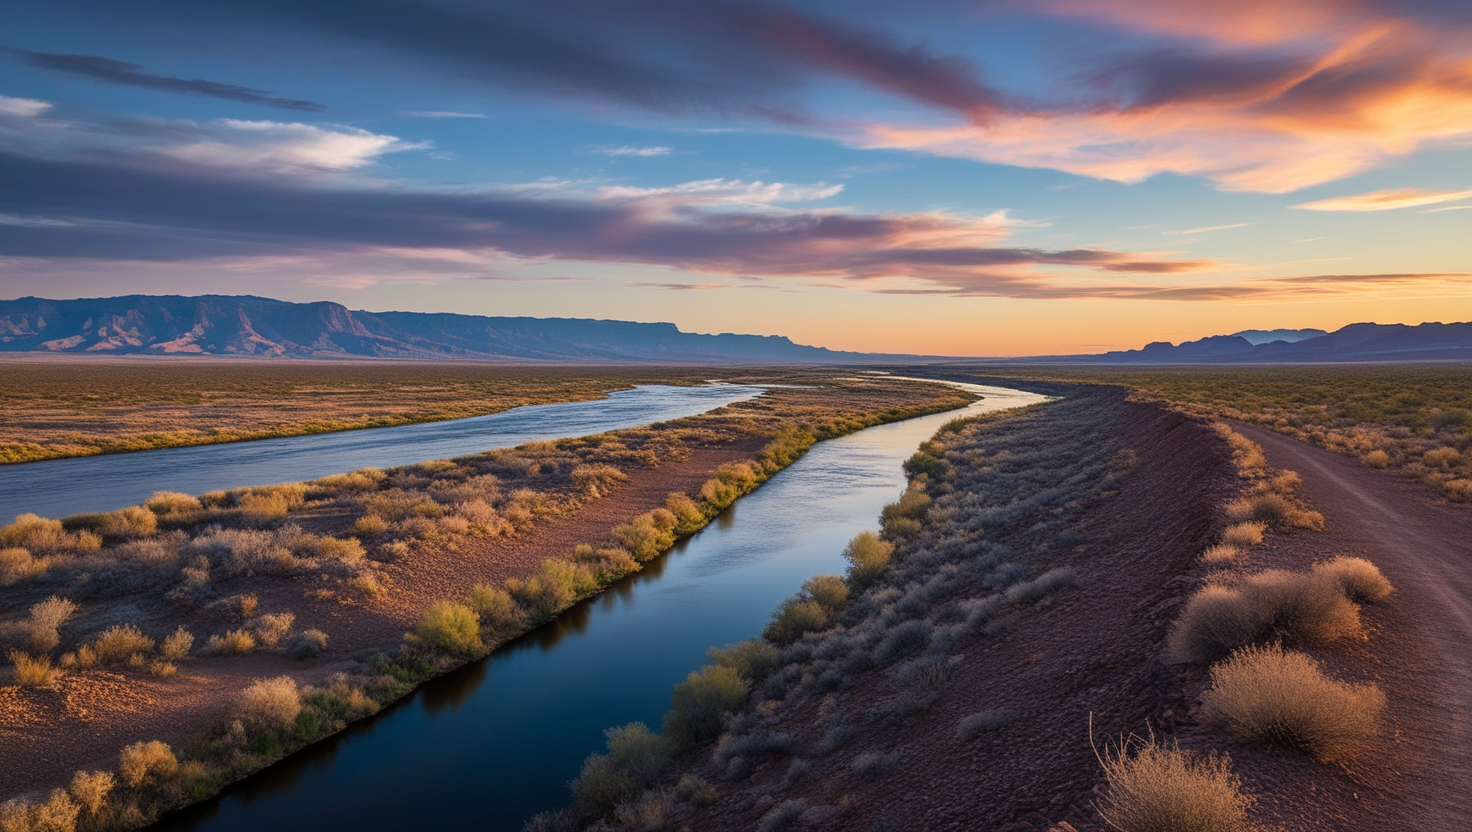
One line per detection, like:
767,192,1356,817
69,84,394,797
590,145,672,157
0,94,51,118
1293,187,1472,211
398,111,486,118
1,46,324,111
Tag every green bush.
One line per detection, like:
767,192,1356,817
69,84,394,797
708,639,781,682
411,602,482,657
612,510,678,561
802,574,849,612
763,599,830,645
842,531,894,591
663,665,748,748
467,583,520,630
570,723,669,816
664,492,707,534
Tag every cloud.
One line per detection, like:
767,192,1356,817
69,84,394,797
591,145,672,157
1292,187,1472,211
1,47,324,111
0,94,51,118
1164,222,1255,235
399,111,486,118
148,119,424,174
0,146,1223,299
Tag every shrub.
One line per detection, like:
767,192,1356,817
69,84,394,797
802,574,850,612
1200,544,1243,565
842,531,894,591
956,710,1014,740
69,770,114,816
0,547,41,585
289,629,329,660
411,602,482,657
466,584,517,629
612,511,678,561
148,660,177,678
521,810,577,832
571,723,669,816
118,740,177,788
10,651,53,686
1219,522,1264,550
664,492,707,534
850,752,902,777
708,639,781,682
570,464,628,498
1226,494,1293,526
1204,645,1385,762
253,613,296,648
763,599,830,645
237,594,259,618
0,514,69,552
103,506,159,538
1168,571,1361,664
205,629,256,655
1361,450,1391,468
664,665,749,748
28,595,78,654
1096,736,1252,832
1445,479,1472,501
0,789,80,832
237,676,302,731
144,491,203,521
353,514,390,536
160,627,194,661
755,799,806,832
91,624,155,665
1311,557,1393,603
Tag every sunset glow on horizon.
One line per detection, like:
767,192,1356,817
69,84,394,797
3,0,1470,355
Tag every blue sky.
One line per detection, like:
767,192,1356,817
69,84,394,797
2,0,1470,355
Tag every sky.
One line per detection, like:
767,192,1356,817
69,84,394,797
2,0,1470,356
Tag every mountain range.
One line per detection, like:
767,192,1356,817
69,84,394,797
1,294,1469,364
1064,322,1472,364
0,295,893,364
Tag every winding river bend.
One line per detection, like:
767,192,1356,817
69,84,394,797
152,383,1048,832
0,384,762,522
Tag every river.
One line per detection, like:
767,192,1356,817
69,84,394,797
0,384,762,522
151,382,1048,832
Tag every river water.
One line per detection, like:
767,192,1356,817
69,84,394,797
0,384,762,522
151,382,1048,832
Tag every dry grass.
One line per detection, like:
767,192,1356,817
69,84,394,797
160,626,194,660
1219,523,1265,550
9,651,54,686
68,770,113,816
27,596,77,654
204,629,256,656
89,624,155,665
1200,544,1244,565
1204,644,1385,762
1311,556,1394,603
236,676,303,731
117,740,177,788
1096,735,1254,832
1169,571,1362,664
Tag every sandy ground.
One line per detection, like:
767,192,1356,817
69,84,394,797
0,443,760,798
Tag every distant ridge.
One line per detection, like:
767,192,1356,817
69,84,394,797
0,295,902,364
1028,321,1472,364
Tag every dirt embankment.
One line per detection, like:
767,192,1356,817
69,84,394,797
660,390,1239,831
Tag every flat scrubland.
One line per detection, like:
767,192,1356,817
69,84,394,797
0,361,721,464
955,365,1472,502
526,375,1453,832
0,373,972,830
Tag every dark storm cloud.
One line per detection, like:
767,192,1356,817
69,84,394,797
1,47,325,112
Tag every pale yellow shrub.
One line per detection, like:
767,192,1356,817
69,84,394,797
117,740,177,788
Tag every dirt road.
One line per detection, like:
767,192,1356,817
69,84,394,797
1233,423,1472,830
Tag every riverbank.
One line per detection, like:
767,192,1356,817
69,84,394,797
530,384,1243,830
0,362,718,465
0,376,971,828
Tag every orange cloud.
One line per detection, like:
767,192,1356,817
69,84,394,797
1293,186,1472,211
